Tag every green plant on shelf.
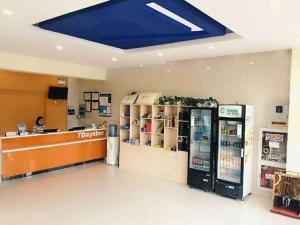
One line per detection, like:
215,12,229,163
156,96,218,107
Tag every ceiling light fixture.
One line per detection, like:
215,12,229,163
166,69,171,73
112,57,118,62
267,0,282,11
248,61,254,65
157,52,164,57
146,2,203,32
56,45,64,50
206,67,211,71
208,45,215,50
2,9,13,16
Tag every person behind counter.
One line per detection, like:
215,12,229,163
32,116,47,133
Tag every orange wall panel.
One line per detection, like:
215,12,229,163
0,70,67,135
0,89,45,133
45,98,67,131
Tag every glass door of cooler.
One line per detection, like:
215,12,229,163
189,109,212,172
218,120,243,183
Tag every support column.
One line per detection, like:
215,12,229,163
287,48,300,172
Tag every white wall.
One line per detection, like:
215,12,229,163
67,77,80,129
75,50,291,193
287,48,300,173
0,51,106,80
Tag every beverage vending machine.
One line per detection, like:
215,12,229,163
187,107,218,191
215,105,254,200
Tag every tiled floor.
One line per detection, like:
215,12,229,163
0,163,298,225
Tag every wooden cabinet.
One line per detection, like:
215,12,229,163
272,171,300,219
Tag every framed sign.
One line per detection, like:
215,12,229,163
84,92,92,101
91,92,99,101
218,105,243,118
99,94,112,117
85,101,91,112
91,101,99,110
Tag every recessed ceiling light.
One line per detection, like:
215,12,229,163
267,0,282,11
166,69,171,73
112,57,118,62
2,9,13,16
157,52,164,57
208,45,215,50
56,45,63,50
206,67,211,71
249,61,254,65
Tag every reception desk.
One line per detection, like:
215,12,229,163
0,129,107,180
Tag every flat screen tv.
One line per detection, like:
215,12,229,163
48,86,68,100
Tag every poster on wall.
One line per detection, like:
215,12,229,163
99,94,112,117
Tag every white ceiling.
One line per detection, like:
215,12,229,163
0,0,300,69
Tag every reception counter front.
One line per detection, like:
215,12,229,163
0,129,107,180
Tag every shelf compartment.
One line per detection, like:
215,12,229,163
221,134,242,138
164,127,177,150
141,105,152,120
153,105,165,120
191,140,211,144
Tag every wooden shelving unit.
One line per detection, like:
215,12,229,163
120,104,131,143
120,103,191,152
120,103,191,183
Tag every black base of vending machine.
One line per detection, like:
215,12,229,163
215,180,243,200
188,170,213,191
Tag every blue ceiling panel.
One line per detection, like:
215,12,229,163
36,0,228,49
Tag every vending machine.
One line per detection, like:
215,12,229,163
187,108,218,191
258,128,287,190
215,105,254,200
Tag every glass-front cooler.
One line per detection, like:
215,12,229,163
217,120,243,184
189,109,212,172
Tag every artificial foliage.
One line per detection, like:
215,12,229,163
156,96,218,107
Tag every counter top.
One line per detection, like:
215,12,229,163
0,128,107,140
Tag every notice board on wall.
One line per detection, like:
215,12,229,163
99,94,111,117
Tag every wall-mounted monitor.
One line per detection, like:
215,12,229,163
48,86,68,100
